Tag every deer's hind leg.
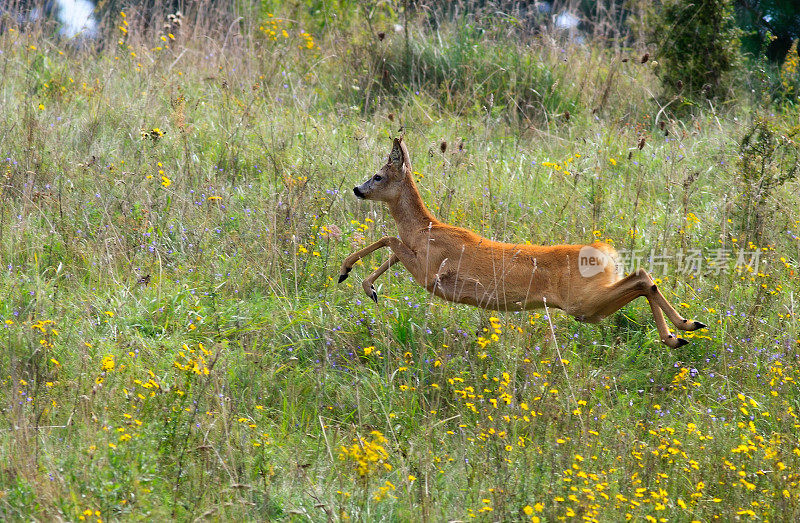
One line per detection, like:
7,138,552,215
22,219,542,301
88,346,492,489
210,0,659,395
579,269,706,348
646,281,708,333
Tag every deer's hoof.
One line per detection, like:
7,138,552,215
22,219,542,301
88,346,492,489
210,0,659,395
370,286,378,303
693,321,707,330
663,335,689,349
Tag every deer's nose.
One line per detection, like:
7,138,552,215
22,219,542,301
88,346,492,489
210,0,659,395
353,186,365,199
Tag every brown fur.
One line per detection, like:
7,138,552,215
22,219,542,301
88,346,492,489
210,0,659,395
339,137,706,348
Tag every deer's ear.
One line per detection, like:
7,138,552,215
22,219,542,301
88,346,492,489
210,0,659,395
389,137,404,168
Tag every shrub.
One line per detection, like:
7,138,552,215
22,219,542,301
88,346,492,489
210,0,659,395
650,0,742,101
779,38,800,102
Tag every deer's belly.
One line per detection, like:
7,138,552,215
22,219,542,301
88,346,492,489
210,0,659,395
423,270,555,311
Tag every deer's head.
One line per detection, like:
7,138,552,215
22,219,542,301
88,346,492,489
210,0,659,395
353,137,411,202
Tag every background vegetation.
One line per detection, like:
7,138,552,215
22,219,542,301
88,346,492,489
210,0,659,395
1,0,799,520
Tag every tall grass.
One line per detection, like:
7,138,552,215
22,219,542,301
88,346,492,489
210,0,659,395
1,0,799,520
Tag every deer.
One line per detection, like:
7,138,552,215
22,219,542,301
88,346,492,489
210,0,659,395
338,137,706,348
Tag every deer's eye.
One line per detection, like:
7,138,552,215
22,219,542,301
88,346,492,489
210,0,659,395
374,175,383,182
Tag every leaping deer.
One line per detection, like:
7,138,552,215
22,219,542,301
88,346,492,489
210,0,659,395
338,137,706,348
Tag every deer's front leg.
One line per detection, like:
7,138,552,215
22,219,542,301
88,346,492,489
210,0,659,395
338,236,409,283
362,254,400,303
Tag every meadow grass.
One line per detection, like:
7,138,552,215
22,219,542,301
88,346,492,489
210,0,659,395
1,2,800,521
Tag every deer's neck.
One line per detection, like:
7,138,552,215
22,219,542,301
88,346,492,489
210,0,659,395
387,181,438,241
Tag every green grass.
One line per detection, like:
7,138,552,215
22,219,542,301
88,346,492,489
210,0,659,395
1,2,800,521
